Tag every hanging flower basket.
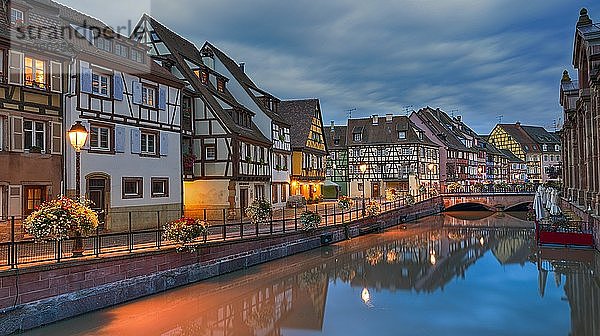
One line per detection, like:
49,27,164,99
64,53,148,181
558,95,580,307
245,198,273,225
337,196,353,211
300,210,321,231
163,217,209,252
447,182,462,193
24,196,99,242
365,201,381,217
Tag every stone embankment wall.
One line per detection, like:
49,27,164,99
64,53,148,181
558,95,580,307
560,198,600,249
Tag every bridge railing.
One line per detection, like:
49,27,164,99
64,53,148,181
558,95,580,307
441,183,536,195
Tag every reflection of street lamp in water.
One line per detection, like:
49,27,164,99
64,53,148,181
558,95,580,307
359,162,367,216
430,251,436,265
361,287,373,307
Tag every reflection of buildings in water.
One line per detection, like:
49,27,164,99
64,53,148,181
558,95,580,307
535,248,600,336
442,211,532,228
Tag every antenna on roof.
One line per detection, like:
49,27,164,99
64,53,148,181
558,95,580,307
403,105,414,116
346,108,356,119
496,115,503,123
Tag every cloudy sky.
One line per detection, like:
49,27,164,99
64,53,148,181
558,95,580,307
58,0,600,134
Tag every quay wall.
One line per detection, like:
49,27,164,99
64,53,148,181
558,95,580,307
560,198,600,249
0,197,444,335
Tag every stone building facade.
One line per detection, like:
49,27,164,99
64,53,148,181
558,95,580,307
560,8,600,215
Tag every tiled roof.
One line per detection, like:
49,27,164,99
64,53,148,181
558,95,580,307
324,125,347,149
521,126,560,144
499,149,524,163
142,15,270,145
279,99,326,151
205,42,289,126
345,115,438,147
496,124,538,152
414,107,473,151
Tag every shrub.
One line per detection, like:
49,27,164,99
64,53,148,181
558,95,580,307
245,199,273,224
365,201,381,217
163,217,209,252
300,210,321,231
337,196,353,211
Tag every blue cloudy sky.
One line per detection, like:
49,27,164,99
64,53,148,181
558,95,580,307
59,0,600,134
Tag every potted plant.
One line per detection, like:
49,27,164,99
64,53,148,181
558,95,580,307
278,134,285,142
245,198,272,225
300,210,321,231
337,196,353,211
163,217,209,252
24,196,99,256
29,146,42,153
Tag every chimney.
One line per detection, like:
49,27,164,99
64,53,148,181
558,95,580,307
372,115,379,125
456,115,462,122
561,70,571,83
516,121,521,127
239,62,245,73
386,114,393,122
330,121,335,132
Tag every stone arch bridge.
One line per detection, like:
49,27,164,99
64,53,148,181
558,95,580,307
441,193,535,212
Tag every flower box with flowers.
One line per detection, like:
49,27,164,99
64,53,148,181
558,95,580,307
300,210,321,231
163,217,209,252
337,196,353,211
246,199,273,225
365,201,381,217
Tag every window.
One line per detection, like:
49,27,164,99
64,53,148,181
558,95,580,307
334,138,340,146
281,184,287,203
272,184,278,204
115,43,129,58
353,133,362,142
11,8,24,25
555,145,560,151
96,37,112,52
24,57,45,89
205,144,216,160
217,78,225,93
122,177,143,199
141,132,157,155
24,186,46,216
92,72,111,97
131,49,144,63
151,178,169,198
358,183,364,191
24,120,45,151
90,125,111,151
542,144,547,151
254,185,265,200
200,70,208,85
50,61,62,92
142,85,156,107
398,131,406,140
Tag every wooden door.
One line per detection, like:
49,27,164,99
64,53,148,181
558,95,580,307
240,188,248,211
372,183,380,198
88,178,107,226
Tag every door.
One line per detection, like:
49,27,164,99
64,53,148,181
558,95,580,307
372,183,380,199
240,188,248,212
88,178,107,226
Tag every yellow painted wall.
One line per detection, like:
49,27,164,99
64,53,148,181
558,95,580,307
184,180,230,210
292,151,303,176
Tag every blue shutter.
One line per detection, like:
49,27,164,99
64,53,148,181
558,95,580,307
160,132,168,156
115,126,126,153
130,128,141,154
158,87,167,110
113,72,124,101
80,66,92,93
132,81,142,105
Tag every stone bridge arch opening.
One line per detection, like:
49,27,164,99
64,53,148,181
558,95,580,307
444,202,494,212
504,202,532,212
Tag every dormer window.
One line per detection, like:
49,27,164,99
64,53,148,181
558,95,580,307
96,37,112,52
353,133,362,142
334,138,340,146
201,70,208,85
217,78,225,93
398,131,406,140
11,8,24,26
542,144,547,151
115,43,129,58
131,49,144,63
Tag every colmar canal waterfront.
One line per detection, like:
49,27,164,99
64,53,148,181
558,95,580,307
21,212,600,336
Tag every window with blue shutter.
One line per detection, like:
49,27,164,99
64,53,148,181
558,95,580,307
130,128,141,154
80,66,92,93
158,87,167,110
115,126,126,153
113,72,124,101
160,132,168,156
132,81,142,105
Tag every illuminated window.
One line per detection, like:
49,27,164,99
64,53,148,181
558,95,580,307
24,57,45,89
92,72,110,96
217,78,225,92
142,85,155,107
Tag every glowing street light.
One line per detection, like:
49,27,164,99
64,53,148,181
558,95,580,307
359,162,367,216
68,121,88,199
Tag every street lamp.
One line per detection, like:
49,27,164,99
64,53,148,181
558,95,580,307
359,162,367,216
68,121,88,199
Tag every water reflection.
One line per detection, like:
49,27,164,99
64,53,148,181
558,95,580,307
24,213,600,336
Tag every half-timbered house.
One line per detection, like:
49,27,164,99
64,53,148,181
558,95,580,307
132,15,272,217
410,107,481,189
0,1,71,222
279,99,328,202
324,122,348,196
55,4,184,231
203,43,292,209
346,115,440,198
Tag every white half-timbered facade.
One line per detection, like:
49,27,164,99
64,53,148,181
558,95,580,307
347,115,440,198
57,5,184,231
133,15,272,217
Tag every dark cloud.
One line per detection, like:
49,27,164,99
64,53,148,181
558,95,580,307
59,0,600,133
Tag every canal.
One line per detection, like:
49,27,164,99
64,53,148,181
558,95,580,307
23,212,600,336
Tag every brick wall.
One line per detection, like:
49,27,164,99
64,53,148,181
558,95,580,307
0,197,444,334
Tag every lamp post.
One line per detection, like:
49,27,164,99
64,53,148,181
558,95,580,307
359,162,367,216
68,121,89,199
